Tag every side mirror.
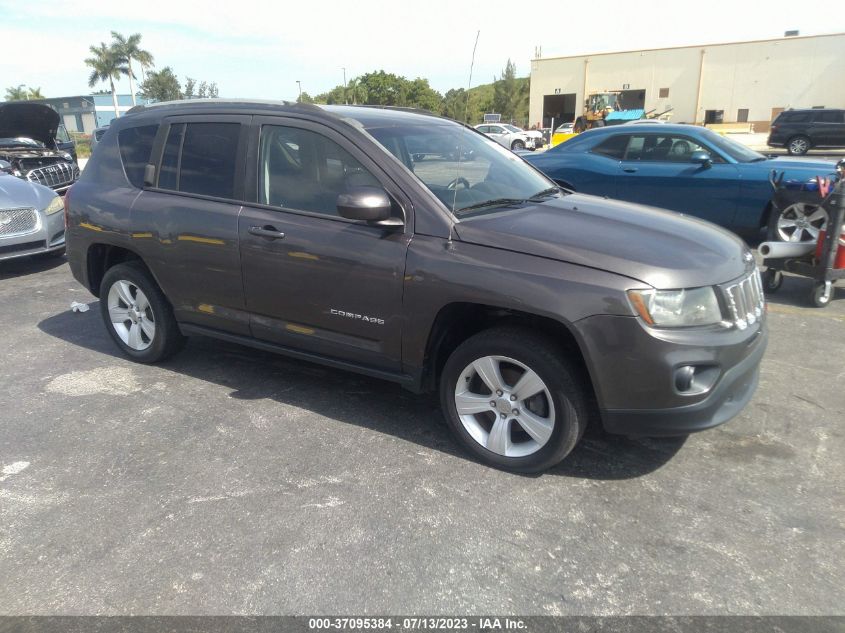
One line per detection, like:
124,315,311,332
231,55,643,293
337,186,393,222
690,150,712,166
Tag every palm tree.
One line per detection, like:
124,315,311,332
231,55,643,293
111,32,153,106
85,43,129,119
4,85,29,101
135,49,155,85
27,87,45,100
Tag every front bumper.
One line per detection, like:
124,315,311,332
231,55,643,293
575,314,768,437
0,207,65,262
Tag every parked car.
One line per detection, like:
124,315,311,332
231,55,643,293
66,101,767,472
522,127,544,149
524,124,838,242
0,164,66,261
474,123,535,151
90,125,110,152
0,102,80,193
768,109,845,155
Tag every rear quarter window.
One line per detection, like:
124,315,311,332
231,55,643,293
118,125,159,188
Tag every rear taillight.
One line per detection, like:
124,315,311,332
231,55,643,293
771,125,778,133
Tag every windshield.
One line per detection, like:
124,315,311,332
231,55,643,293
0,137,44,148
366,122,557,217
700,128,766,163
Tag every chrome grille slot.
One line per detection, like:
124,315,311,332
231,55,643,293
24,162,77,190
721,269,764,330
0,207,39,237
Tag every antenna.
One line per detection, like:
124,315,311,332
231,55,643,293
448,29,480,248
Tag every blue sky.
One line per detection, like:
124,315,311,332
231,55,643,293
2,0,844,101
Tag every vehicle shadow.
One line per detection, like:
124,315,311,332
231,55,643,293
0,254,66,280
38,303,686,481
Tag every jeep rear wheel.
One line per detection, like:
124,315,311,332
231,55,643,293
99,262,185,363
440,327,587,472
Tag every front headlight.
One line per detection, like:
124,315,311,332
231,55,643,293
61,152,73,161
627,287,723,327
44,196,65,215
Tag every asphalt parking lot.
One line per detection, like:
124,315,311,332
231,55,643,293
1,256,843,615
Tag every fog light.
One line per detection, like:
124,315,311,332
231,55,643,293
675,366,696,392
674,364,720,395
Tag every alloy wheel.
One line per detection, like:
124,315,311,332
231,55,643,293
776,203,828,242
788,137,809,155
454,355,555,458
107,280,156,351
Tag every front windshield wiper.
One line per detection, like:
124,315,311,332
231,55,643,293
455,198,526,213
528,186,563,200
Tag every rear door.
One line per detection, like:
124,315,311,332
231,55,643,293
616,132,740,228
812,110,845,147
238,117,411,370
130,115,251,334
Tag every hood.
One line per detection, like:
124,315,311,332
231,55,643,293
453,194,751,289
0,173,57,210
752,157,838,179
0,102,60,146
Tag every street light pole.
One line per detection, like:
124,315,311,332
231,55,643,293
296,80,302,102
342,67,347,105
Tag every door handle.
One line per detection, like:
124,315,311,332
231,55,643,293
623,167,639,173
249,225,286,239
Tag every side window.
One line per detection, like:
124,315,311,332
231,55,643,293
118,124,158,188
817,111,844,124
477,126,489,134
56,125,71,144
784,112,809,123
259,125,381,216
157,122,240,199
631,135,709,163
592,134,629,159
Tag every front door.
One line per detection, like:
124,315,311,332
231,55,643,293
616,132,740,229
238,118,411,370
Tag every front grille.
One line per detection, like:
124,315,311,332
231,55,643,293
24,162,78,190
721,269,764,330
0,207,39,237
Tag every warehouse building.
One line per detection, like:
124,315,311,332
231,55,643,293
529,32,845,132
21,94,145,134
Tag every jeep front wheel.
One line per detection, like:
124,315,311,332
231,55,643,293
439,327,587,472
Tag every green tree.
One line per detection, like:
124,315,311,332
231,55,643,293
139,67,182,102
4,85,44,101
136,49,155,84
356,71,407,106
85,42,129,119
492,59,528,124
183,77,196,99
405,78,442,112
111,32,154,106
298,91,315,104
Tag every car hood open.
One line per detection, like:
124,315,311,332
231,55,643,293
453,193,751,289
0,102,60,147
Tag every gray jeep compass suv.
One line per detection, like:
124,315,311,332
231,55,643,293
65,100,767,472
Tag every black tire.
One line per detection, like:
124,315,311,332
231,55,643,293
787,135,810,156
99,261,185,363
439,327,588,473
762,268,783,293
511,140,525,151
811,282,832,308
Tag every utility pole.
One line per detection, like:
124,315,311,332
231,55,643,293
342,67,348,104
296,80,302,103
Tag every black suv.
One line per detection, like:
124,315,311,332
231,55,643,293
0,102,80,192
768,109,845,155
65,100,767,472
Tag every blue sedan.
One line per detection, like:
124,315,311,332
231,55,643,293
524,124,838,241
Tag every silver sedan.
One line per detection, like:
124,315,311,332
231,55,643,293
0,162,66,262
